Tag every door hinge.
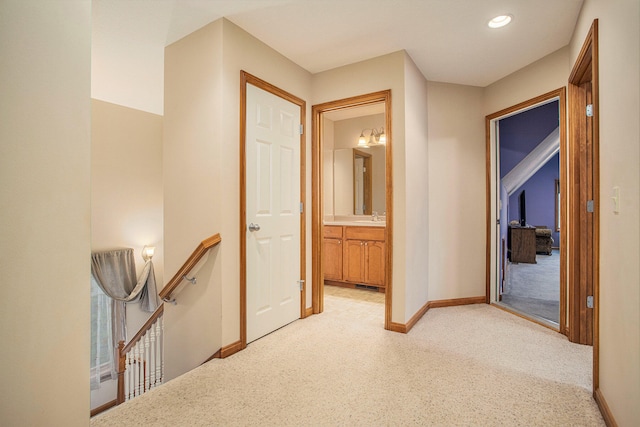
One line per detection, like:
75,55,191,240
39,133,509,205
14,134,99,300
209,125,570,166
586,104,594,117
587,295,594,309
298,279,305,291
299,124,304,135
586,200,594,213
300,202,304,213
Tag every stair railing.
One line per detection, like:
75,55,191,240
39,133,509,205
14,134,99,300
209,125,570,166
159,233,222,304
117,304,164,403
115,233,222,405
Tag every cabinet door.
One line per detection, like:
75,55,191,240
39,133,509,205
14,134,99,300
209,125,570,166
343,239,365,283
323,238,343,281
364,241,385,287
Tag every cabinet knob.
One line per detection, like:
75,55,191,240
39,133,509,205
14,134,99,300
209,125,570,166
339,240,341,244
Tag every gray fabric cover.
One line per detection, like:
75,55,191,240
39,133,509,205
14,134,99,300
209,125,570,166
91,248,160,381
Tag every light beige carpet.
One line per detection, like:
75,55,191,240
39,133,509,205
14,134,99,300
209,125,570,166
92,287,603,426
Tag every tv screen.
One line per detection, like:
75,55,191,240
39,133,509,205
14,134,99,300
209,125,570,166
519,190,526,226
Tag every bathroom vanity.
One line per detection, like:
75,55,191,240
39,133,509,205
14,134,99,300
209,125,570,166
323,221,386,291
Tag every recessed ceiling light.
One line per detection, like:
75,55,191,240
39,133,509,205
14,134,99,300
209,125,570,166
488,14,513,29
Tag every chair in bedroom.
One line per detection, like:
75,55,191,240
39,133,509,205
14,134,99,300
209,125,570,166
534,226,554,255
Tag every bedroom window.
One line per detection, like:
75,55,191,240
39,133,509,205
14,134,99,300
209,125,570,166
90,273,114,389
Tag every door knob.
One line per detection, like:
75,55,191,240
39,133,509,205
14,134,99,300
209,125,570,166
248,223,261,232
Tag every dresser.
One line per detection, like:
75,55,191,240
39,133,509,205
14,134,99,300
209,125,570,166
508,226,537,264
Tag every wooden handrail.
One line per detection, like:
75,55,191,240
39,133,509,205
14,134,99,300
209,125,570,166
158,233,222,301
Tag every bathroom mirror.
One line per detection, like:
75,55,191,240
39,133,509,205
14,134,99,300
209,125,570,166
323,103,386,217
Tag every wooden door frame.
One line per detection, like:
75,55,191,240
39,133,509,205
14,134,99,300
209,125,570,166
311,90,393,330
239,71,307,350
568,19,599,387
485,88,568,334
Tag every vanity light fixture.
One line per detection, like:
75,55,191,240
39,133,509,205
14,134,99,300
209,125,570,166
357,128,386,148
488,14,513,28
142,246,155,262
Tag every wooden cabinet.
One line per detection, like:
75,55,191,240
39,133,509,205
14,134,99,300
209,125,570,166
364,240,385,286
324,225,386,289
343,239,365,282
508,226,536,264
323,226,343,281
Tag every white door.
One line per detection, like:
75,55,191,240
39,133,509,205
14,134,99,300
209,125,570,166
246,83,301,343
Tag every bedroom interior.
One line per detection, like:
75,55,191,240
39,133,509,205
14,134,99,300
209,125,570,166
496,100,561,327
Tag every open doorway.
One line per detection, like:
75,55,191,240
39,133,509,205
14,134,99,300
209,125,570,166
311,90,393,330
486,88,567,333
497,100,561,326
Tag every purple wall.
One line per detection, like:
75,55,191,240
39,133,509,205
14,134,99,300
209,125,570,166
506,154,560,245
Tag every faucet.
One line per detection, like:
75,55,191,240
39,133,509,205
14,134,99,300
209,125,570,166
372,211,379,222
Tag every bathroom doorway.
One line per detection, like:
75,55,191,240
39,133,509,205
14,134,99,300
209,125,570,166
311,90,393,330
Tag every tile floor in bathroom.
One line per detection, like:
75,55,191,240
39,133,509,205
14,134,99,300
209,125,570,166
323,284,385,326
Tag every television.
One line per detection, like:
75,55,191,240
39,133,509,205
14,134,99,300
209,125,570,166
518,190,526,226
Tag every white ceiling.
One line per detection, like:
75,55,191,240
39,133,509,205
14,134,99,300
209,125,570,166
92,0,584,114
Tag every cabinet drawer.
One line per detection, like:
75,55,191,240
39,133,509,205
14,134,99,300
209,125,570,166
344,226,385,241
324,225,343,239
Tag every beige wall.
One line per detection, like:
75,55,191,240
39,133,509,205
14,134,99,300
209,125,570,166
90,99,164,408
427,82,485,301
571,1,640,425
482,43,569,306
0,1,91,425
219,19,313,342
403,56,430,318
483,47,569,115
91,100,164,282
163,19,225,380
312,51,409,323
481,1,640,423
164,18,313,377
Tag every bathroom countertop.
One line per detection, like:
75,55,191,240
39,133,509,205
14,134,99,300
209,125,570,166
323,220,386,227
